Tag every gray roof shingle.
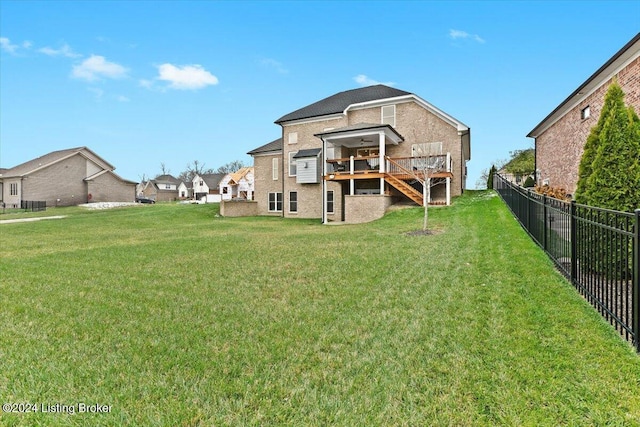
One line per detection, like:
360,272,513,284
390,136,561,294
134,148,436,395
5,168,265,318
275,85,412,124
247,138,283,156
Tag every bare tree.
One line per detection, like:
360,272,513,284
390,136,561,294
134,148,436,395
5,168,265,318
413,143,437,231
158,162,170,177
178,160,214,183
215,160,245,174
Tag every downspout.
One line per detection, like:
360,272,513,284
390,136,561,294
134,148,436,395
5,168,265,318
321,136,327,224
281,127,285,218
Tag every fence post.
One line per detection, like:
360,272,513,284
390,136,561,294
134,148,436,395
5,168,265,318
543,194,548,252
633,209,640,352
570,201,577,285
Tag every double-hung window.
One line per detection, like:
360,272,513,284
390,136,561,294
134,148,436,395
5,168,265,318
289,152,297,177
268,192,283,212
382,105,396,127
326,190,334,214
289,191,298,213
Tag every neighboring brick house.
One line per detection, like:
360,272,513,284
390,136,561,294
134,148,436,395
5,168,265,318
140,174,182,202
219,167,254,201
528,32,640,194
248,84,471,223
0,146,136,207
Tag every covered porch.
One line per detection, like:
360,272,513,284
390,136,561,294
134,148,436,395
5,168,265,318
316,123,453,224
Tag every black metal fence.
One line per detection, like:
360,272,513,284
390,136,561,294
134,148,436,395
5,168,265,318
494,173,640,351
20,200,46,212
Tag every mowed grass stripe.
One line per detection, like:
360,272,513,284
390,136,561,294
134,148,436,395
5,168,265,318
1,192,638,426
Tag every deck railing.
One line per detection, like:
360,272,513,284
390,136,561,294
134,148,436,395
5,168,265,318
326,154,449,176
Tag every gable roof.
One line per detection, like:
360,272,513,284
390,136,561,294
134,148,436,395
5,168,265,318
196,173,226,188
227,167,253,184
527,32,640,138
152,174,180,184
247,138,283,156
1,146,114,178
275,85,412,124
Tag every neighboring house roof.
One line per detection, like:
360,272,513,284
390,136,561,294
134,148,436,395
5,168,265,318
153,174,180,184
197,173,225,188
247,138,283,156
527,32,640,138
227,167,253,184
1,146,114,178
275,85,412,123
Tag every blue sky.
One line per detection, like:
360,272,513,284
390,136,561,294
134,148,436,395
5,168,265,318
1,1,638,188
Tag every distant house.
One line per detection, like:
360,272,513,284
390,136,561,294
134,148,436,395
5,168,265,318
248,84,470,223
177,181,190,199
140,174,181,202
192,173,225,202
528,32,640,194
0,146,136,207
219,167,254,201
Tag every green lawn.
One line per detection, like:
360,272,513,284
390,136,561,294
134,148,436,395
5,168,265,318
1,192,639,426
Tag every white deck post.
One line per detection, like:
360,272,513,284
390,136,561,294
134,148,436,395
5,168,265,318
349,155,355,195
378,131,385,173
446,152,451,206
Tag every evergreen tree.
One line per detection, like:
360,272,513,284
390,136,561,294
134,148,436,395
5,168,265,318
585,99,640,212
574,82,626,203
487,165,497,190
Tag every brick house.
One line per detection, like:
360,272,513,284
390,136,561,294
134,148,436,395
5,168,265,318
0,146,136,207
248,85,471,223
528,32,640,194
140,174,182,202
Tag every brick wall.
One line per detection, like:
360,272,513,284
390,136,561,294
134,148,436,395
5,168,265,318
344,194,393,223
282,116,346,219
536,56,640,194
87,172,136,203
220,200,258,217
23,154,88,206
349,102,465,197
252,153,283,216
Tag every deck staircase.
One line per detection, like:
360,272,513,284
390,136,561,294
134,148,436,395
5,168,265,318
384,174,424,205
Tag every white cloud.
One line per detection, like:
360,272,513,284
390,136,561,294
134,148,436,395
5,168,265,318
72,55,128,81
449,29,485,44
260,57,288,74
1,37,20,54
156,63,218,90
353,74,395,87
39,43,81,58
116,95,130,102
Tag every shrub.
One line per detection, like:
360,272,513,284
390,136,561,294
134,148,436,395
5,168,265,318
523,176,535,188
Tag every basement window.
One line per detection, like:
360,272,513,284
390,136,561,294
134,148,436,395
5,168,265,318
581,106,590,120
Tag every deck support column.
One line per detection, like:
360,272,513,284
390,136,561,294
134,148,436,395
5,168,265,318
378,131,385,173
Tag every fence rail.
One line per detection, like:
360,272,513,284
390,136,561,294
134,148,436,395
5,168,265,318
494,173,639,351
21,200,46,212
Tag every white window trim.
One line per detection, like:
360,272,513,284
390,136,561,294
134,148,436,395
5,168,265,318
581,106,591,120
289,191,298,213
288,152,297,177
272,158,279,181
382,105,396,127
326,190,334,214
268,192,283,212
